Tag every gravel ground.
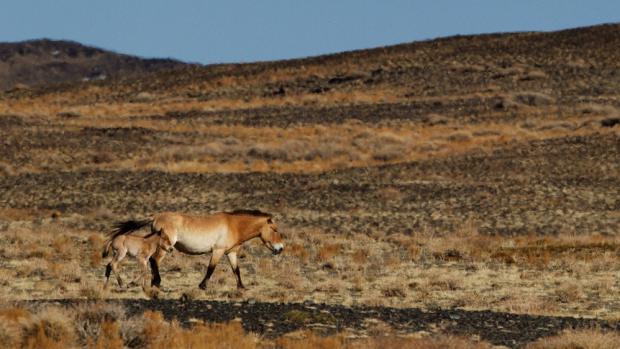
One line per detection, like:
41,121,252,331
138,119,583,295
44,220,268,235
21,299,620,348
1,133,618,236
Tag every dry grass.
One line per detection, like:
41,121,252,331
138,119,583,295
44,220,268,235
5,304,618,348
526,329,620,349
0,222,618,319
276,331,495,349
0,303,500,349
1,107,614,175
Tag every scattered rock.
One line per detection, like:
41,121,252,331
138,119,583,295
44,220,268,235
601,118,620,128
57,111,81,118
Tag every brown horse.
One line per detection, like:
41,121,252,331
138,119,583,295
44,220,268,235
111,210,284,290
102,230,174,290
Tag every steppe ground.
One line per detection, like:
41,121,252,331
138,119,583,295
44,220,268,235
1,24,620,348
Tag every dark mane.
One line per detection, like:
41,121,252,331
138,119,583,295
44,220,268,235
226,209,273,218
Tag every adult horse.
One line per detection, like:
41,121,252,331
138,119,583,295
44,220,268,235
110,209,284,290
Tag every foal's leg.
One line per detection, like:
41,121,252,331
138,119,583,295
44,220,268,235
199,249,225,290
110,248,127,287
127,261,146,287
226,247,245,289
137,256,151,292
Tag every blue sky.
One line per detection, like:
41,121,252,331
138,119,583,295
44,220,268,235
1,1,619,64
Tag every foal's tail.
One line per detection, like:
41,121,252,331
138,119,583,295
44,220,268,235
102,239,113,258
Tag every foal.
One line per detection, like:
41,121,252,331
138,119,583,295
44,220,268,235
102,232,174,290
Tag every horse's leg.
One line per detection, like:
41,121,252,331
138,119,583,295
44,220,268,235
149,248,167,288
104,247,117,289
226,248,245,289
199,249,225,290
104,262,113,289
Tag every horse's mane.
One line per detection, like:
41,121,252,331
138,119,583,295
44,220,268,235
226,209,273,218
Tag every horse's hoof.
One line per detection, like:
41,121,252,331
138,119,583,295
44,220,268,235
198,283,207,290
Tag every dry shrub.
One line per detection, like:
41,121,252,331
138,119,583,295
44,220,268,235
0,162,15,176
490,250,516,264
370,134,409,161
88,321,123,349
15,258,50,279
383,286,406,298
316,243,341,262
73,302,125,345
0,304,125,349
513,91,554,106
0,307,32,348
352,249,368,265
406,243,422,261
140,311,257,349
48,260,82,283
23,242,53,259
554,283,583,303
0,307,76,349
276,331,344,349
78,281,104,300
375,187,406,202
519,69,547,81
446,131,472,142
88,234,104,267
0,208,38,221
522,248,552,269
526,329,620,349
21,307,76,349
278,332,493,349
0,307,31,322
427,276,462,291
352,335,494,349
287,243,310,263
422,113,449,125
577,103,618,116
89,250,103,268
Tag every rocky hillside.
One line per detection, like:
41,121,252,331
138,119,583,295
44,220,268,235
0,39,189,90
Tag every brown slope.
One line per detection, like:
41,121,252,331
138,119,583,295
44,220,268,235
0,39,189,91
5,22,618,115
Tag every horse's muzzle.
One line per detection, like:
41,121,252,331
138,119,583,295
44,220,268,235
272,244,283,255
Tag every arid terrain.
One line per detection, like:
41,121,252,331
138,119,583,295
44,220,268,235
1,24,620,348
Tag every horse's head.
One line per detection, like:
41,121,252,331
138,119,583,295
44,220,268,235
259,217,284,255
158,233,174,253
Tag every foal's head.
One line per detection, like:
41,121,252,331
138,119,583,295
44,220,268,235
157,233,174,253
259,218,284,255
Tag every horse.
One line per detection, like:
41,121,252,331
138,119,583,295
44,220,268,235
102,229,174,291
110,209,284,291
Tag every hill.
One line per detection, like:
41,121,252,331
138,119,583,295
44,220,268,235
0,39,188,90
0,23,619,346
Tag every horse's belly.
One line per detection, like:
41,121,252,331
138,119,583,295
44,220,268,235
174,232,221,255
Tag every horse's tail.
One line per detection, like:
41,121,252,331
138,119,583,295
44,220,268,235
102,239,113,258
108,218,153,241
